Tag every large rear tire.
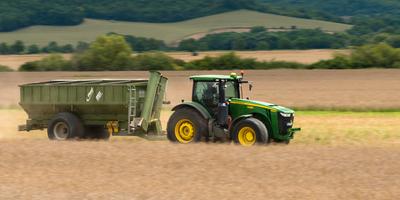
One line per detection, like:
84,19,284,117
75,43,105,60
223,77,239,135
167,107,208,143
231,118,269,146
48,112,84,140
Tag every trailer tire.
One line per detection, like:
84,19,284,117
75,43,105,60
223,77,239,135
48,112,84,140
232,118,268,146
167,107,207,143
84,126,110,140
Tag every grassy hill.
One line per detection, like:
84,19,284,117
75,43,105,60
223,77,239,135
0,10,351,46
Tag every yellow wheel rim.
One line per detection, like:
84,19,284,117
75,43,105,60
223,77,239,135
174,119,195,143
238,126,256,146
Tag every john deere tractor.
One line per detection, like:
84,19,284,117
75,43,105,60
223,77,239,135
167,73,300,146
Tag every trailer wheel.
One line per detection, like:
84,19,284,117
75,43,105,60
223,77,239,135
84,126,110,140
48,112,84,140
167,107,207,143
231,118,268,146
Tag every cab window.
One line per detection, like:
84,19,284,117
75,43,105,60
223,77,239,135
193,81,219,109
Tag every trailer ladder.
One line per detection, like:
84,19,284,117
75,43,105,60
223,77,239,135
128,85,137,135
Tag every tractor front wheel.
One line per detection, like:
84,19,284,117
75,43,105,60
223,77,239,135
231,118,269,146
167,107,207,143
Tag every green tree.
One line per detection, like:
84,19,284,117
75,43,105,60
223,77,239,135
0,43,10,54
0,65,13,72
27,44,40,54
350,43,400,68
75,41,90,52
60,44,74,53
178,39,198,52
250,26,266,33
130,52,177,70
256,41,270,50
75,35,133,71
19,54,73,71
10,40,25,54
44,41,61,53
387,35,400,48
231,35,246,50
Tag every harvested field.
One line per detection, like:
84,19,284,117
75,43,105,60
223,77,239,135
0,50,347,70
1,69,399,110
1,108,400,199
1,68,400,199
2,109,400,145
0,140,399,200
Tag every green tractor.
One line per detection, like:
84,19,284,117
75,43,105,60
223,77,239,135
167,73,300,146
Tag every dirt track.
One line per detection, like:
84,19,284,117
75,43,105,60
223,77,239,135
0,140,399,200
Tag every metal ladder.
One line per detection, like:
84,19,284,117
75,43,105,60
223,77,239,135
127,85,137,135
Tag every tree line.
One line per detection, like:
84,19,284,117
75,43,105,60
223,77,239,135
0,41,89,55
16,35,400,72
0,34,167,55
4,26,400,55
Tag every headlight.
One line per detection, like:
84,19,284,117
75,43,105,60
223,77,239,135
280,112,292,118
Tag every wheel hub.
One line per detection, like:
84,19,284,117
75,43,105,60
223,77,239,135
53,122,69,140
175,119,195,143
238,126,256,146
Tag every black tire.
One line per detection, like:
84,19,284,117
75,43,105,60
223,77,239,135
167,107,208,143
48,112,84,140
84,126,110,140
231,118,269,146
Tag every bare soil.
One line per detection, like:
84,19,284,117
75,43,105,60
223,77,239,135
1,69,399,110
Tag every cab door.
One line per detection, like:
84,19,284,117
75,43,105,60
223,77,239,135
192,81,219,115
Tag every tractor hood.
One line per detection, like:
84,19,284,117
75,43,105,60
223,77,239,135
229,98,294,114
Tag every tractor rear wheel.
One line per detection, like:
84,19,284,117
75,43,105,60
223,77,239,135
167,107,207,143
231,118,269,146
48,112,84,140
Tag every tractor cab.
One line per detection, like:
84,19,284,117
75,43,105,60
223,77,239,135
167,72,300,146
190,73,242,114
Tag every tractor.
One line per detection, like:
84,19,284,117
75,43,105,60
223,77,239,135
167,72,300,146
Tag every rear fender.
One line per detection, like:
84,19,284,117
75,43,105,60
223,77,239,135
172,102,212,120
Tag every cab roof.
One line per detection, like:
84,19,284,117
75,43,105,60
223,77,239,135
190,74,242,81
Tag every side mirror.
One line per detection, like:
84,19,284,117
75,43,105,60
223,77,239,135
249,83,253,91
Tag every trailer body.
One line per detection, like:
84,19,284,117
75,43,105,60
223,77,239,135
19,71,167,137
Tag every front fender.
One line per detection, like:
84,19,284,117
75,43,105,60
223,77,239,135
172,102,212,119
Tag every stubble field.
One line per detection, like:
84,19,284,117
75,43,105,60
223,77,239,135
1,68,400,199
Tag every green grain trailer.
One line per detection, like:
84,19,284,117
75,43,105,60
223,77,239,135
18,71,167,140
